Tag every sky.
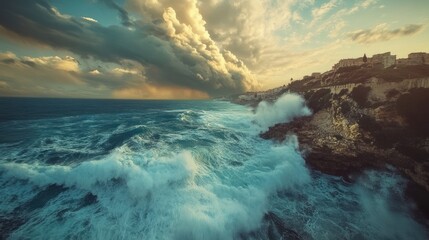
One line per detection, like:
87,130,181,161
0,0,428,99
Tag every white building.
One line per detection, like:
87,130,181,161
408,52,429,65
396,52,429,65
333,57,364,70
370,52,396,68
332,52,396,70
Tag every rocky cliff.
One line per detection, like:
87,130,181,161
261,82,429,185
241,64,429,218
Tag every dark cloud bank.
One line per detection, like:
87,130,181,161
0,0,255,97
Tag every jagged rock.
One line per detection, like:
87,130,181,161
236,64,429,220
262,86,429,221
262,86,429,192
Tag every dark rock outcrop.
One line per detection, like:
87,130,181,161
251,64,429,221
262,83,429,221
233,64,429,221
262,85,429,189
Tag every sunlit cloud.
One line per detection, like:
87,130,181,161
349,24,424,44
0,0,257,97
89,69,101,75
112,84,209,100
0,52,86,97
0,0,428,96
111,67,140,75
21,56,80,72
361,0,377,9
312,0,338,18
82,17,98,23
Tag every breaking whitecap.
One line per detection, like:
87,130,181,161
0,97,427,239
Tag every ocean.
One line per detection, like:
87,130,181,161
0,97,427,239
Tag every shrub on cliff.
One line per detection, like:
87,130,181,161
340,101,351,115
350,85,371,107
357,114,379,132
306,89,331,113
376,65,429,82
397,88,429,135
386,89,400,99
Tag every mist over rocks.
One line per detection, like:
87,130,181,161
254,93,312,130
261,75,429,191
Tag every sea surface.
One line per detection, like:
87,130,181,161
0,97,427,239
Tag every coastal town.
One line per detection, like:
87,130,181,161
237,51,429,102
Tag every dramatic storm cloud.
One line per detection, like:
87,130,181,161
0,51,210,99
0,0,428,98
0,52,88,97
100,0,132,27
0,0,256,97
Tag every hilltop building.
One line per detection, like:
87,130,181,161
371,52,396,68
332,52,396,70
237,85,287,102
311,72,322,78
332,57,364,70
397,52,429,66
238,51,429,103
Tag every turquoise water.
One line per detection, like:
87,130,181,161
0,97,427,239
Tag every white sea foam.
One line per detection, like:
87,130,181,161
354,171,427,240
0,99,427,240
1,103,311,239
3,136,310,239
254,93,312,130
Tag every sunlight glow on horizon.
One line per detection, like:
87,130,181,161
0,0,428,98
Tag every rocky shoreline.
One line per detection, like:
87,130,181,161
234,65,429,223
260,86,429,188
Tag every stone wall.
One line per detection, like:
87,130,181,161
310,77,429,96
